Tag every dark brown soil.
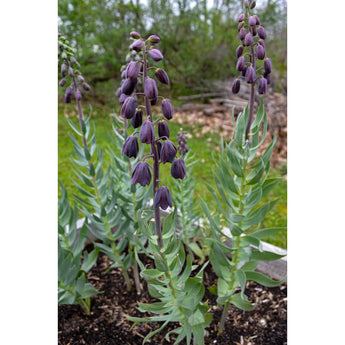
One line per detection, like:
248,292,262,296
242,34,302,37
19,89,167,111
58,249,287,345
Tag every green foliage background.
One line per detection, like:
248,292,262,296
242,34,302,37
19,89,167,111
58,0,287,100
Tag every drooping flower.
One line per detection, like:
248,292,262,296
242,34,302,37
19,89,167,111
139,120,155,144
155,68,169,85
121,96,137,119
149,48,163,61
232,79,241,94
131,161,152,186
154,186,172,210
130,109,143,128
158,120,170,139
144,77,158,101
160,140,177,163
161,99,174,120
122,135,139,158
171,158,186,180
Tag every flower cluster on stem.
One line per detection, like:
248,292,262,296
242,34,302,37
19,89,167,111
232,0,272,140
116,31,186,249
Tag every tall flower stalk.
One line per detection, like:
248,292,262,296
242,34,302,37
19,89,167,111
232,0,272,140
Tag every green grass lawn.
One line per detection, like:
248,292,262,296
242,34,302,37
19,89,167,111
58,101,287,249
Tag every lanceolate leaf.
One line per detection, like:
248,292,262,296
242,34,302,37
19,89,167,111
230,293,255,311
245,271,285,287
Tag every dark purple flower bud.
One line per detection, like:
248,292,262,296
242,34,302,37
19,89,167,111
258,77,267,95
148,35,160,43
126,61,139,80
82,83,91,91
236,45,244,58
131,161,151,186
119,93,128,104
264,58,272,74
130,39,144,51
121,77,137,95
130,31,141,39
236,56,246,71
241,66,247,77
239,28,246,40
245,65,256,83
122,135,139,158
121,96,137,119
251,0,256,9
75,90,82,101
149,48,163,61
160,140,177,164
116,87,122,98
64,86,73,103
77,75,85,82
59,79,66,87
256,45,265,60
255,15,261,25
263,72,271,85
130,109,143,128
144,77,158,100
155,68,169,84
244,32,253,46
238,13,245,22
139,120,155,144
258,26,267,40
61,63,67,77
171,158,186,180
232,79,241,94
158,120,170,139
161,99,174,120
251,26,257,36
154,186,172,210
249,16,256,26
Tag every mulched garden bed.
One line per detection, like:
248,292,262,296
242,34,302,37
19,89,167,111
58,247,287,345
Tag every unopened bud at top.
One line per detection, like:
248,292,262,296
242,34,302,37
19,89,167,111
244,0,249,7
250,0,256,9
148,35,160,43
238,13,245,22
149,48,164,61
130,39,144,51
130,31,141,39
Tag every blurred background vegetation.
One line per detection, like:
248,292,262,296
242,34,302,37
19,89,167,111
58,0,287,102
58,0,287,248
